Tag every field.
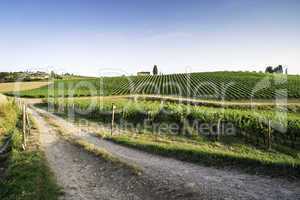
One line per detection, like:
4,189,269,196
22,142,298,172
34,96,300,177
1,71,300,198
6,71,300,100
0,81,49,93
43,97,300,148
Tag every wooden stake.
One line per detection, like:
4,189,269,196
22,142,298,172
111,103,115,136
217,118,221,141
26,111,31,136
22,104,26,150
268,120,272,150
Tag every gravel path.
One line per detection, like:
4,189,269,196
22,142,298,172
30,108,171,200
32,107,300,200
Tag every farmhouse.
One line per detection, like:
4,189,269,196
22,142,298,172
137,71,150,76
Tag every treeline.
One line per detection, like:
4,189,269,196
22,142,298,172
265,65,286,74
0,71,49,83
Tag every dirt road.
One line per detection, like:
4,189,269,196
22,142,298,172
30,106,300,200
31,108,168,200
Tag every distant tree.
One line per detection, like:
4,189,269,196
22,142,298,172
50,70,55,78
153,65,158,75
273,65,283,73
265,66,273,73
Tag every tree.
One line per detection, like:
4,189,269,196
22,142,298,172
273,65,283,73
265,66,273,73
50,70,55,78
153,65,158,75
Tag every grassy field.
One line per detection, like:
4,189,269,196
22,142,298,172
7,71,300,100
103,132,300,178
43,97,300,149
0,81,49,93
38,97,300,178
0,100,61,200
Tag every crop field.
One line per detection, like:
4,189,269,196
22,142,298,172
35,97,300,177
6,71,300,100
0,81,49,93
41,97,300,150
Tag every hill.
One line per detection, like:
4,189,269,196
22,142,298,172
5,71,300,100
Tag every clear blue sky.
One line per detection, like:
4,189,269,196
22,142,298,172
0,0,299,76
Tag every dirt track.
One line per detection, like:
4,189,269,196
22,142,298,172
31,108,164,200
31,106,300,200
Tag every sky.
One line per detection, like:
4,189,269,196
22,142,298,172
0,0,299,76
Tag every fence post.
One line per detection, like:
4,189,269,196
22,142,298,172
26,109,31,136
111,103,115,136
22,103,26,150
217,118,221,141
268,120,272,150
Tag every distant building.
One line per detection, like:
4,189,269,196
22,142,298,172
137,71,150,76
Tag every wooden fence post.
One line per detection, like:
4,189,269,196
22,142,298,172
217,118,221,141
26,110,31,136
22,103,26,150
111,103,115,136
267,120,272,150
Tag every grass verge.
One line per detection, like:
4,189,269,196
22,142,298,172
96,131,300,179
0,119,61,200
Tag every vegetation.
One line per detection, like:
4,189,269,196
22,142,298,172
0,82,50,93
36,97,300,177
265,65,284,74
6,77,125,98
0,100,61,200
8,71,300,100
153,65,158,75
105,132,300,178
0,71,49,83
43,98,300,149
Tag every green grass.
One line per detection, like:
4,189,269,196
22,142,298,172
0,100,19,137
40,101,300,178
41,97,300,150
0,131,61,200
103,132,300,178
7,71,300,100
0,100,61,200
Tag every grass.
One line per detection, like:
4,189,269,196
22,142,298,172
48,103,300,179
0,81,49,93
0,99,19,137
0,100,61,200
36,96,300,178
7,71,300,100
102,132,300,178
75,139,142,175
41,97,300,150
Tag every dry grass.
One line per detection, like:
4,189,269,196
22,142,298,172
0,81,50,93
0,94,7,104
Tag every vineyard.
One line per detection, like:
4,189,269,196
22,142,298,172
6,71,300,100
41,97,300,150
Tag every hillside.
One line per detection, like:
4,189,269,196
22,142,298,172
5,71,300,100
